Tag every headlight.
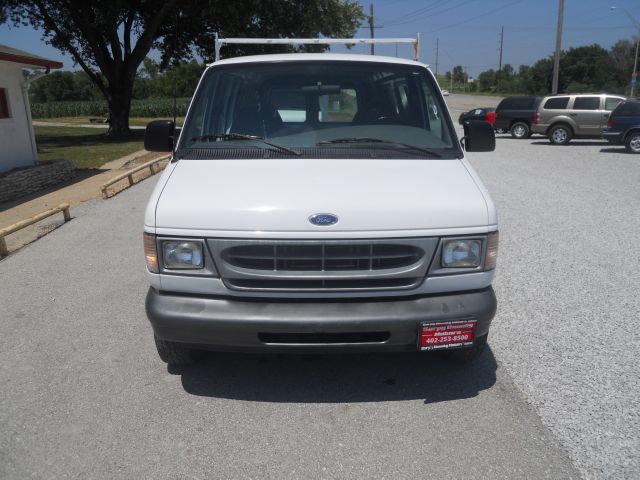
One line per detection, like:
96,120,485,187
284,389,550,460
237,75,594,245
441,239,482,268
162,241,204,269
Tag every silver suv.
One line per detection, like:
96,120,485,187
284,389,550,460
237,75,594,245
532,94,625,145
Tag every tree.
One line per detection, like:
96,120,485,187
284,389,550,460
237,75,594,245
516,65,533,94
2,1,364,135
496,64,515,92
559,44,617,93
528,57,553,94
610,39,635,91
452,65,465,86
477,69,496,92
142,60,205,98
29,71,101,102
473,38,636,95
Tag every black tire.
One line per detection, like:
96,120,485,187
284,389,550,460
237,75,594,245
439,334,488,363
548,124,572,145
624,131,640,153
154,335,201,366
510,122,530,139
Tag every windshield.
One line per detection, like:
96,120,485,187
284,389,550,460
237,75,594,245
180,61,458,158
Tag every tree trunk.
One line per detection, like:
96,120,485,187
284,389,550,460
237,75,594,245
107,79,134,137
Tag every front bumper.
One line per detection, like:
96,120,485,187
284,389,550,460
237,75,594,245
146,287,497,353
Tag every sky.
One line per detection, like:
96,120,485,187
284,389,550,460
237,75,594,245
0,0,638,78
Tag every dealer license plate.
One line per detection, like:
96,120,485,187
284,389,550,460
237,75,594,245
419,320,477,351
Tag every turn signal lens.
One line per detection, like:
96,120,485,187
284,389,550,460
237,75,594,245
485,231,499,270
143,232,159,273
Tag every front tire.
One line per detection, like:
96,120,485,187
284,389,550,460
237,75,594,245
154,335,201,366
625,132,640,153
510,122,530,139
549,124,572,145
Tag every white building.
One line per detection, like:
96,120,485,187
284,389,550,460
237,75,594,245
0,45,62,173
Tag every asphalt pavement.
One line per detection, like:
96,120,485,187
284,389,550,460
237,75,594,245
2,95,638,479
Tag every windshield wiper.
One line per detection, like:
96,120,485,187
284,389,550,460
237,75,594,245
317,137,442,158
191,133,301,156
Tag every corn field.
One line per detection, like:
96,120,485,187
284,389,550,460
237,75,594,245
30,98,191,119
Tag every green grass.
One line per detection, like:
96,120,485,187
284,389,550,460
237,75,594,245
34,125,145,169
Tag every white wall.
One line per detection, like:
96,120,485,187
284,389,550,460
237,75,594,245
0,62,38,173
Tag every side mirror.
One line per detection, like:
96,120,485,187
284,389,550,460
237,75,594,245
144,120,175,152
462,120,495,152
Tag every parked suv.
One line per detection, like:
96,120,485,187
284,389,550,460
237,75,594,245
602,100,640,153
143,52,498,366
494,96,541,138
532,93,625,145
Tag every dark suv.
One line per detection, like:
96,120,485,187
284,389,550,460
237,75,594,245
494,96,542,139
602,100,640,153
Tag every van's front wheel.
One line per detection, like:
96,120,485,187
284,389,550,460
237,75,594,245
154,335,201,366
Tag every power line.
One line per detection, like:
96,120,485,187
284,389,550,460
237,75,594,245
381,0,450,26
384,0,479,27
429,0,526,34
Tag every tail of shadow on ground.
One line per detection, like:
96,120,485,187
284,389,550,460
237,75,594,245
170,348,497,404
529,141,609,146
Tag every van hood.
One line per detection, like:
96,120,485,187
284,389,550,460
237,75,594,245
154,158,489,233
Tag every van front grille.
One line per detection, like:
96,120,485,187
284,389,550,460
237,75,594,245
224,243,423,272
207,238,438,292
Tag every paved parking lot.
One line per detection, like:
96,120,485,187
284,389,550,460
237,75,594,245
1,96,638,479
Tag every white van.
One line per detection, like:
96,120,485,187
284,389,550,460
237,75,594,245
143,48,498,366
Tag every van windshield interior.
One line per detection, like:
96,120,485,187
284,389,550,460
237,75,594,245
180,61,456,157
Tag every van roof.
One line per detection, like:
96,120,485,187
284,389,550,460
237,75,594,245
207,53,428,68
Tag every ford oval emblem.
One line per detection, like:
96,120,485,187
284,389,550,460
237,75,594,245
309,213,339,226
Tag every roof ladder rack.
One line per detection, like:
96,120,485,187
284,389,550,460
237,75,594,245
213,34,420,62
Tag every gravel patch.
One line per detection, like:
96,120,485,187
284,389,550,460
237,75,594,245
467,132,640,479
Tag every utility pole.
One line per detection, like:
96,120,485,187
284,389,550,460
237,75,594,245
366,3,383,55
632,39,639,97
369,3,375,55
435,38,439,76
497,26,504,84
552,0,564,94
